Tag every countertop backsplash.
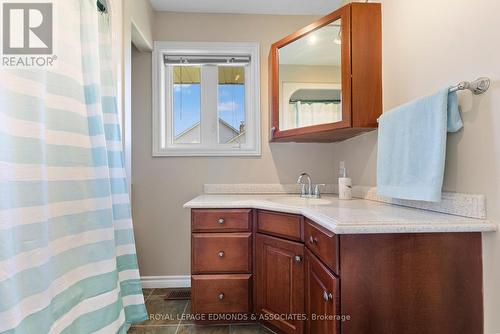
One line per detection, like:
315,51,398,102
203,184,486,220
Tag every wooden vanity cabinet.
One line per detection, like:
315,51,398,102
192,209,252,232
257,210,304,241
190,208,484,334
255,233,305,334
339,233,483,334
304,218,339,274
305,249,339,334
192,274,252,314
192,232,252,274
190,209,253,316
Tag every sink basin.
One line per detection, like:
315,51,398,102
264,196,333,206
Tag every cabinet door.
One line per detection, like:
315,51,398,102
269,5,351,142
255,233,305,334
305,249,339,334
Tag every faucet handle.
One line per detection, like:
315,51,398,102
313,184,326,198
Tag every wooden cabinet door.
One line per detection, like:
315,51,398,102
305,249,339,334
255,233,305,334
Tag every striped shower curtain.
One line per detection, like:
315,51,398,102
0,0,147,333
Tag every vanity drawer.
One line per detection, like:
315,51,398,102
191,274,252,314
257,210,303,241
192,233,252,274
192,209,252,232
304,219,339,274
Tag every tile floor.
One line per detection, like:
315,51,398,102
128,289,276,334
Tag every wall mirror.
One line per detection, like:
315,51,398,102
278,19,343,131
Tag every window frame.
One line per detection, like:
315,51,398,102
152,41,261,156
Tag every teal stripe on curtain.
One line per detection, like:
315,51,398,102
0,179,112,209
1,272,119,334
113,203,132,219
0,208,113,260
0,90,103,135
0,133,109,166
0,0,147,332
0,240,116,309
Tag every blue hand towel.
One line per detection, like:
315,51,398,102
377,88,463,202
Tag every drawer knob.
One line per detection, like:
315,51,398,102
218,218,225,224
218,293,225,300
218,250,225,258
309,236,318,244
294,255,302,263
323,291,333,302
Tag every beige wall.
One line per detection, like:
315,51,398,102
126,0,154,51
131,12,337,277
122,0,154,193
332,1,500,332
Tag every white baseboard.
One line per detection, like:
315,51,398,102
141,275,191,289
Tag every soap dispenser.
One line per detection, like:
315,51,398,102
338,161,352,200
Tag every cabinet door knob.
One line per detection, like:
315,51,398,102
309,236,317,244
218,293,225,300
323,291,333,302
218,250,225,258
218,218,225,224
294,255,302,263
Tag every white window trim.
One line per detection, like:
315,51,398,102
152,41,261,156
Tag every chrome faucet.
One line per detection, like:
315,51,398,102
297,172,312,197
297,173,325,198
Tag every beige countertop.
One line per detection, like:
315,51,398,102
184,194,496,234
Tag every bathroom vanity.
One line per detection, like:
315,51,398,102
185,195,495,334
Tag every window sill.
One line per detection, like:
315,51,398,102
152,147,261,157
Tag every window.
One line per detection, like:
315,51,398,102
153,42,260,156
